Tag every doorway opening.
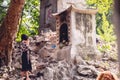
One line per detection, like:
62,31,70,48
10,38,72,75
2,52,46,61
59,23,69,46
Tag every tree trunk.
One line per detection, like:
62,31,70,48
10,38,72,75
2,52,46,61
0,0,25,67
113,0,120,71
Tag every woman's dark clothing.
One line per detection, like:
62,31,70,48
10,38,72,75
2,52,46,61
22,51,32,71
20,42,32,71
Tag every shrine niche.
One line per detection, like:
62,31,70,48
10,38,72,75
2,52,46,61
53,8,71,47
53,5,97,59
59,23,69,44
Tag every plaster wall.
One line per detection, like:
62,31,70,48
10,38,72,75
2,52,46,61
57,0,86,12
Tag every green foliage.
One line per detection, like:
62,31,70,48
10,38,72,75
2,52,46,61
16,24,31,41
87,0,115,52
16,0,40,41
97,43,111,52
0,0,40,41
97,13,116,42
87,0,113,14
0,0,9,23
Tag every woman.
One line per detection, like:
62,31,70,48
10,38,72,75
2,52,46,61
20,34,32,80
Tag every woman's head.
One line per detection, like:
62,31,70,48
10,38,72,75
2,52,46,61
21,34,28,41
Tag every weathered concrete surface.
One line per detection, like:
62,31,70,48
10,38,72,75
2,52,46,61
57,0,87,12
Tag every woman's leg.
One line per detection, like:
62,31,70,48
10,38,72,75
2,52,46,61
25,71,30,80
21,71,26,77
21,71,26,80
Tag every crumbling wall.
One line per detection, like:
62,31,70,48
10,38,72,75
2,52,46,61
71,12,97,60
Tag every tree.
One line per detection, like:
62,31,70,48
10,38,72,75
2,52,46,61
113,0,120,71
0,0,40,42
0,0,25,67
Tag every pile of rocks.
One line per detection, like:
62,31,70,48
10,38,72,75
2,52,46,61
0,34,119,80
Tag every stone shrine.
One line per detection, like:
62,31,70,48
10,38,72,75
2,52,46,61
40,0,98,59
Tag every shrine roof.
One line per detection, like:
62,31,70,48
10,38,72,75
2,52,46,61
52,5,98,17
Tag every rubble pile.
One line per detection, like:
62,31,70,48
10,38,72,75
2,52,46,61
0,33,119,80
